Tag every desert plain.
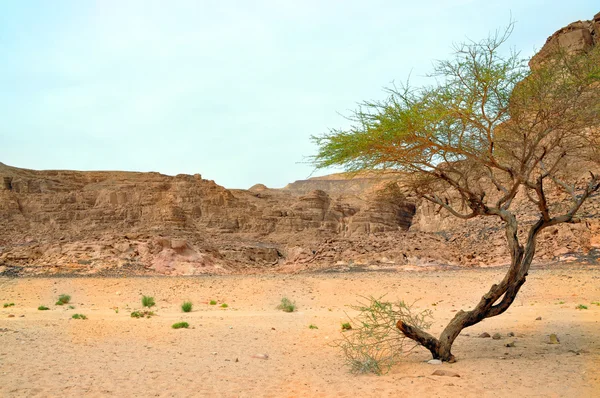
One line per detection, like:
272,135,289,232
1,264,599,398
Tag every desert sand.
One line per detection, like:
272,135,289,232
1,265,599,397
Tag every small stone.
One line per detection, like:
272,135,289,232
548,334,560,344
7,314,15,318
211,352,218,355
492,333,502,340
235,358,239,362
479,332,491,338
432,369,460,377
507,332,515,337
505,341,516,348
251,353,269,360
536,316,542,321
427,359,442,365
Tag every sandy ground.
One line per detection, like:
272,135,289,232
0,265,599,398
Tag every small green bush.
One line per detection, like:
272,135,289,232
56,294,71,305
181,301,193,313
209,300,217,305
3,303,15,308
277,297,296,313
220,303,228,308
38,306,50,311
337,296,434,375
72,313,87,320
576,304,588,310
309,324,319,329
142,295,155,308
341,322,353,331
131,310,154,318
68,305,75,309
172,322,189,329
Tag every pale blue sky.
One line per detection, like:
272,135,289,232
1,1,597,188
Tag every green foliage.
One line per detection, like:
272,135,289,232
38,306,50,311
277,297,296,313
181,301,193,313
71,313,87,320
172,322,189,329
56,294,71,305
341,322,352,331
220,303,228,308
209,300,217,305
576,304,588,310
336,296,433,375
142,295,155,308
311,25,600,218
591,302,600,306
3,303,15,308
309,324,319,329
131,310,154,318
68,305,75,309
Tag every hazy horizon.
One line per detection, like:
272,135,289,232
1,1,597,188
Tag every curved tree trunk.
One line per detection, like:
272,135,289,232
397,215,546,362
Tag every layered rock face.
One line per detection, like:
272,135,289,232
0,163,417,275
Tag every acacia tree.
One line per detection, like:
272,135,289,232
313,28,600,362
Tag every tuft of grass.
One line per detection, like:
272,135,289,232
558,301,565,304
131,310,155,318
576,304,588,310
142,295,155,308
3,303,15,308
591,301,600,306
336,296,434,375
341,322,353,331
38,306,50,311
181,301,193,313
68,305,75,309
56,294,71,306
172,321,189,329
220,303,228,308
209,300,217,305
71,313,87,320
277,297,296,313
309,324,319,329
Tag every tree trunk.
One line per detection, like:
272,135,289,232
398,216,545,362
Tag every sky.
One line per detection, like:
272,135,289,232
1,1,598,189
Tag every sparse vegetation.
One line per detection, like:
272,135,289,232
3,303,15,308
209,300,217,305
220,303,228,308
142,295,155,308
576,304,588,310
181,301,193,312
172,322,189,329
337,296,433,375
71,313,87,320
277,297,296,313
591,302,600,306
131,310,155,318
309,324,319,329
55,294,71,305
38,306,50,311
68,305,75,309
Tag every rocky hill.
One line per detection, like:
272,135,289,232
1,13,599,276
